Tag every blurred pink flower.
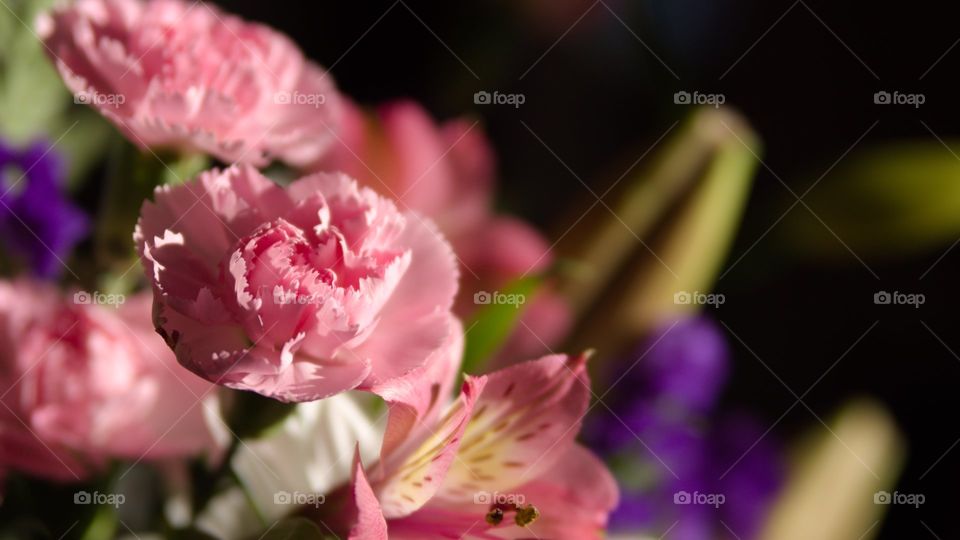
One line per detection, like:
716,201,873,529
0,280,216,482
135,165,461,403
38,0,342,166
347,353,618,539
313,99,571,363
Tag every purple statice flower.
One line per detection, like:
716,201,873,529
710,413,783,539
584,316,783,540
584,316,729,452
642,316,730,412
0,139,89,279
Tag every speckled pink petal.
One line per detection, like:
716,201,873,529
368,317,463,462
377,376,486,519
435,353,591,501
347,451,389,540
489,445,619,539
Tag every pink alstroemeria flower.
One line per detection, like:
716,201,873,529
38,0,342,166
135,165,461,403
0,280,216,482
313,99,571,364
342,353,618,539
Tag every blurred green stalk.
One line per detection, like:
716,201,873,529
782,141,960,261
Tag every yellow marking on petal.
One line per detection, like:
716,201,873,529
469,452,494,463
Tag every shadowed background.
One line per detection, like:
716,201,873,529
213,1,960,537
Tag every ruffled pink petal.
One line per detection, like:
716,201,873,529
353,200,459,387
38,0,343,166
268,62,344,167
137,166,459,403
159,299,371,403
0,281,218,480
135,166,290,307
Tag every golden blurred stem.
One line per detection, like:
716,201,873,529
758,400,905,540
564,107,759,356
556,108,737,315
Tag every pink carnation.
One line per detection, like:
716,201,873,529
135,165,460,403
38,0,342,166
0,280,216,482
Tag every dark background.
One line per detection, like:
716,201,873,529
213,1,960,537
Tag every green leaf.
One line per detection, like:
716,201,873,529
249,518,328,540
169,528,219,540
78,503,118,540
227,390,299,441
91,144,210,291
461,276,541,376
0,0,69,143
160,152,210,185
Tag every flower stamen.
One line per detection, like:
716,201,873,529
484,502,540,527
